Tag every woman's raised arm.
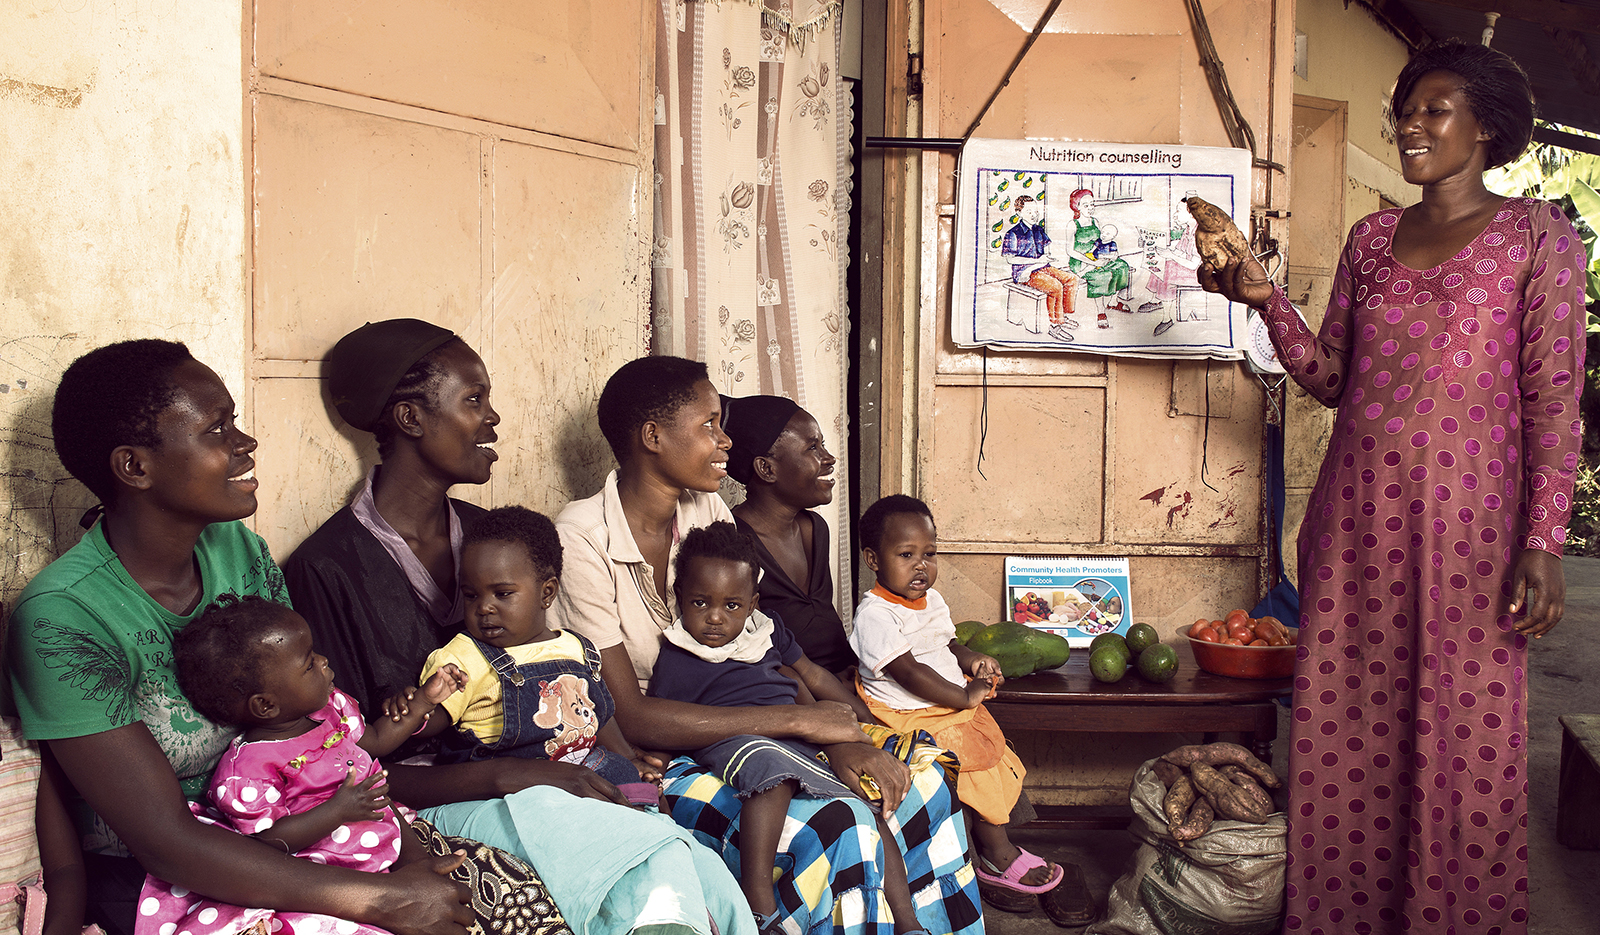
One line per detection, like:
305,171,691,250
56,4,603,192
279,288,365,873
1200,236,1357,409
49,723,472,935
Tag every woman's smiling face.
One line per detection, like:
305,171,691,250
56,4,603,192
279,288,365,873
653,380,731,492
136,360,259,524
1395,70,1489,186
762,410,836,509
412,342,500,486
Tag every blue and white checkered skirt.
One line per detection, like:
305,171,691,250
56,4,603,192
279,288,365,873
662,727,983,935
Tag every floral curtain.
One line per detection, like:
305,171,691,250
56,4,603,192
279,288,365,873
651,0,854,624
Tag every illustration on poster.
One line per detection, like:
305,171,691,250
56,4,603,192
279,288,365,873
953,139,1253,360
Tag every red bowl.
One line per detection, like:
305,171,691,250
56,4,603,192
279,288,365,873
1179,626,1299,679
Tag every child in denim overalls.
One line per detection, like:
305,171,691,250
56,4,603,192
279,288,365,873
404,506,660,800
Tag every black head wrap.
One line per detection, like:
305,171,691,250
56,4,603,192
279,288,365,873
721,394,802,486
326,319,456,431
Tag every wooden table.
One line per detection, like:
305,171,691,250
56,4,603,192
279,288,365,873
986,639,1290,829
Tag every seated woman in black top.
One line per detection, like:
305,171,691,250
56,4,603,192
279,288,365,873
720,395,858,677
719,397,1075,919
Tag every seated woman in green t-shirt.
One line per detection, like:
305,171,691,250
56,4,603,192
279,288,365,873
6,340,473,935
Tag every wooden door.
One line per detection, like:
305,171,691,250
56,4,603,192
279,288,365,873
905,0,1291,635
877,0,1293,806
1280,95,1348,578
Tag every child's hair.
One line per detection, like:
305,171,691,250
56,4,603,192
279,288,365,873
597,356,710,463
858,494,936,553
174,594,298,727
463,506,563,581
52,339,196,503
673,521,760,596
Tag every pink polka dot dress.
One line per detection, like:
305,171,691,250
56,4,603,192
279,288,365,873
1262,198,1587,935
135,691,408,935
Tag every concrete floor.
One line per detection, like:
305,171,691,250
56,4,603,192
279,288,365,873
985,554,1600,934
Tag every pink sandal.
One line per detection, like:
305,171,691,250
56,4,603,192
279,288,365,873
974,848,1065,894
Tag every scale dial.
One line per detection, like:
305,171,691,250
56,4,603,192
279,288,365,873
1244,309,1286,374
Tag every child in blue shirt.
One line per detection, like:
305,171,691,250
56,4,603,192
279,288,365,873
648,522,925,935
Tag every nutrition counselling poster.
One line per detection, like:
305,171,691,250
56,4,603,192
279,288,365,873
1005,556,1132,647
950,138,1251,360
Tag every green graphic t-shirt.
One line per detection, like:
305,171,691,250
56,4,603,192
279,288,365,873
7,520,290,855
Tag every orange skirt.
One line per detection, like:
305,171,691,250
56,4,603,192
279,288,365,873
857,685,1024,825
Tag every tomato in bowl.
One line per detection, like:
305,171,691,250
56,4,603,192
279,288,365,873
1181,614,1298,679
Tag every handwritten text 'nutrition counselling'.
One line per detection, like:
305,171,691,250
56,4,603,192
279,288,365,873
1027,147,1184,170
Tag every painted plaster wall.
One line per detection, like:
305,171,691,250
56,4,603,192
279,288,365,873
248,2,654,563
1294,0,1415,219
0,1,247,634
1292,0,1416,248
0,1,655,653
1294,0,1411,174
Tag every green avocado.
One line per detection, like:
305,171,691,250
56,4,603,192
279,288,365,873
965,621,1071,678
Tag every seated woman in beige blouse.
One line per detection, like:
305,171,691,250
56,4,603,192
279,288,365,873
551,356,985,935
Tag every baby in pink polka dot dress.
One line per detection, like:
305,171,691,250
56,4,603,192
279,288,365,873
134,595,466,935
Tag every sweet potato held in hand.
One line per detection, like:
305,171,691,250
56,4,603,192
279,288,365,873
1184,195,1252,271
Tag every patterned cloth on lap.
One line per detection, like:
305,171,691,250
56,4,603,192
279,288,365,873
661,732,981,935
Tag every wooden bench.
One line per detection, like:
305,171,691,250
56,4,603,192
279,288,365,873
1002,280,1048,333
1558,714,1600,849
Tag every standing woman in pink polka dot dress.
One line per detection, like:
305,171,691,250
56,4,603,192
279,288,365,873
1202,40,1586,935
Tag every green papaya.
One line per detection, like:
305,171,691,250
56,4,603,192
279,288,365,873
954,620,987,646
965,620,1071,677
988,644,1039,679
965,620,1030,656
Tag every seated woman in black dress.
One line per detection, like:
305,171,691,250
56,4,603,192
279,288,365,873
720,395,857,677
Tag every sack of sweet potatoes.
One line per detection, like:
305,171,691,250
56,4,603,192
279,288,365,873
1088,748,1286,935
